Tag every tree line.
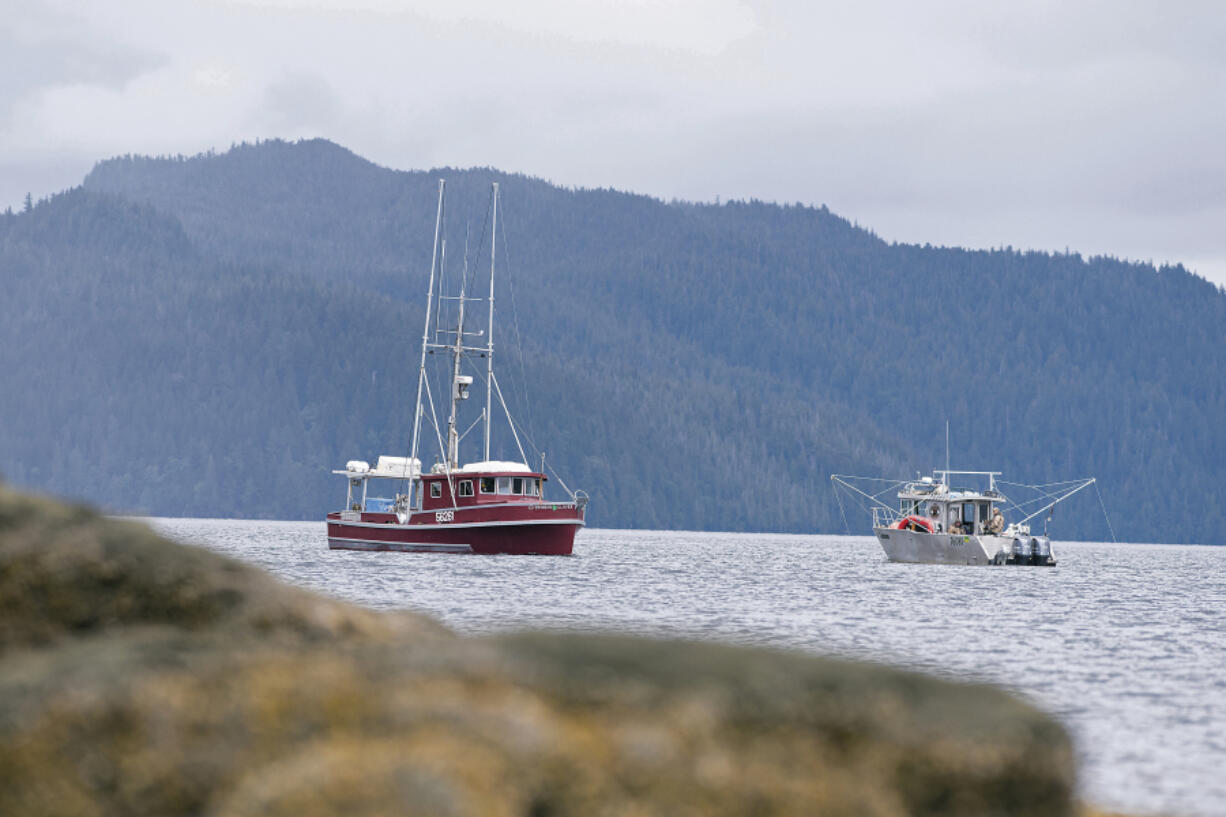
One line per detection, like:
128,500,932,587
1,139,1222,543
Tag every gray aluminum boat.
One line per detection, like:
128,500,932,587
831,470,1101,566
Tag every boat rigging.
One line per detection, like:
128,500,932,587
831,469,1114,566
326,179,588,555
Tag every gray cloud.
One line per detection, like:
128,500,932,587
1,6,165,128
4,0,1225,284
258,73,343,131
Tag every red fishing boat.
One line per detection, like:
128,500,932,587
326,180,587,554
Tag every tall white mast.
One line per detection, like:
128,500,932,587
410,180,445,489
445,246,469,470
484,183,498,462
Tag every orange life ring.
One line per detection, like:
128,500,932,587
895,514,934,533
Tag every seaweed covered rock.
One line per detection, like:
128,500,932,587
0,486,443,651
0,484,1079,817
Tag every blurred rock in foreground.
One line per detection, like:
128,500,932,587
1,484,1078,817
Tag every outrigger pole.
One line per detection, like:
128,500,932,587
484,183,498,462
829,475,905,512
409,179,446,504
1013,478,1097,526
445,235,469,470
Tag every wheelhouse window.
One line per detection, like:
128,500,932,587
429,481,442,499
512,477,524,495
496,477,512,494
532,478,541,497
962,503,976,524
458,480,474,497
480,477,495,494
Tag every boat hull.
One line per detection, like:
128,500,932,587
326,505,584,555
874,527,1055,566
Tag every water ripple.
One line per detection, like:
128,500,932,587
150,520,1226,817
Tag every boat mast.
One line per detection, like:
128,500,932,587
484,183,498,462
445,245,469,470
410,180,445,494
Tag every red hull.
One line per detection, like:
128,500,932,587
326,503,584,555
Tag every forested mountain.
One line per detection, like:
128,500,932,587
2,138,1223,543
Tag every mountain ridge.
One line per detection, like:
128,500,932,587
3,138,1223,543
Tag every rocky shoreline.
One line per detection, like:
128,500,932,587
0,484,1135,816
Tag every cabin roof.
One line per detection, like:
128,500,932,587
898,485,1002,502
334,457,538,480
457,460,533,474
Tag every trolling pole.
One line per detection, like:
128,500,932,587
410,180,446,500
484,183,498,462
829,475,905,512
446,248,468,470
1017,478,1097,526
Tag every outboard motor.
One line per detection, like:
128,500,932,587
1012,537,1032,565
1033,536,1055,566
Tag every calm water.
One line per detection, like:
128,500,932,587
150,519,1226,817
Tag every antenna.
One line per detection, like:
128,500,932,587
945,420,950,479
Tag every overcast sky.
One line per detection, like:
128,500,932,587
6,0,1226,284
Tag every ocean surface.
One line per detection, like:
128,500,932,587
150,519,1225,817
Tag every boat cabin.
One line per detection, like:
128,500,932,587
421,461,545,511
894,471,1006,535
333,455,546,514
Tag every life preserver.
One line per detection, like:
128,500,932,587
895,514,934,533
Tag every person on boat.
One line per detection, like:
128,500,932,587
986,507,1005,535
950,520,964,534
929,504,943,533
